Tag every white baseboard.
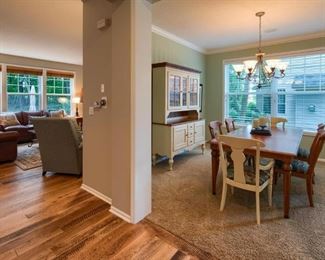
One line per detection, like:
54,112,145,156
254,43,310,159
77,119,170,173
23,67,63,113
318,158,325,163
110,206,131,223
81,184,112,204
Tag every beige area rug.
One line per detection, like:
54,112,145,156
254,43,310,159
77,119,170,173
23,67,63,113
148,147,325,259
15,144,42,170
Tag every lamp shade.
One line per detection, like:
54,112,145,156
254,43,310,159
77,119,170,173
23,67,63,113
243,60,257,70
73,97,81,104
277,62,289,71
232,64,245,73
266,59,281,69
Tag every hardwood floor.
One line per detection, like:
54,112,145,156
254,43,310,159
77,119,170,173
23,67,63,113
0,163,213,260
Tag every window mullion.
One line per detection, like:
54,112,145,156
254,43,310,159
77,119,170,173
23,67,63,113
42,69,47,111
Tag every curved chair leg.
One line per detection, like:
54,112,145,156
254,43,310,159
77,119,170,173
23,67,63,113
42,171,47,176
220,183,227,211
306,177,314,207
256,192,260,225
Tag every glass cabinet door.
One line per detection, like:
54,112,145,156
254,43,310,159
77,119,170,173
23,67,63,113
168,74,181,109
181,76,188,108
189,77,199,107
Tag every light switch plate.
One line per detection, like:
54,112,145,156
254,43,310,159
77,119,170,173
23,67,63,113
89,106,94,116
100,84,105,93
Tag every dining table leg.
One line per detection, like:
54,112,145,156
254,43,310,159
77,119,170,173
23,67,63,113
211,148,219,195
282,161,292,218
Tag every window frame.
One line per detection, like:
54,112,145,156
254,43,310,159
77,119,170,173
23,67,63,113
0,64,75,114
223,47,325,132
46,76,74,114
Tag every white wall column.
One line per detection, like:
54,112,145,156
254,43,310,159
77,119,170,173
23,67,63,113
110,0,152,223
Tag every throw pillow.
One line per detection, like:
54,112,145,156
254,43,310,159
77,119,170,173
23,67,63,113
50,109,65,118
28,115,46,125
0,113,20,127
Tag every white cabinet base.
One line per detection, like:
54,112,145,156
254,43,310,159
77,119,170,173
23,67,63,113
152,119,205,170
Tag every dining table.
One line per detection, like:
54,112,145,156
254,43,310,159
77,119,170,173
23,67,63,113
210,125,304,218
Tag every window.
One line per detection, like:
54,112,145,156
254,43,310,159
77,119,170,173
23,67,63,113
6,71,41,112
224,51,325,131
2,66,74,114
46,76,73,114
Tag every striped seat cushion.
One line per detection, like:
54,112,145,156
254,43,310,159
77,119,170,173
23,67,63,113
227,166,270,185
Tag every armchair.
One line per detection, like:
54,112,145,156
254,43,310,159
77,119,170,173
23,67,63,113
32,118,82,176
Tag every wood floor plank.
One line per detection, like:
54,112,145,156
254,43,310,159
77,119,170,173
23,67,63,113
0,164,210,259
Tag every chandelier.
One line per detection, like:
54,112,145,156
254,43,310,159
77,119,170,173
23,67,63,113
232,12,288,88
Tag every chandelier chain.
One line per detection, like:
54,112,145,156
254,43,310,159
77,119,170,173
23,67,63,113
259,15,262,52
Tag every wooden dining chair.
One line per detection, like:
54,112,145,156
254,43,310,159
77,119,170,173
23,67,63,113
270,117,288,129
208,121,223,139
217,135,274,225
225,118,236,133
287,130,325,207
297,123,325,162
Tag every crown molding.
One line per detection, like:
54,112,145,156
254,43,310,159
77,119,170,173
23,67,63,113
151,24,324,56
151,25,207,54
206,31,325,55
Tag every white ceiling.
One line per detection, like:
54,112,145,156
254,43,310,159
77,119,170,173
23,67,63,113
0,0,324,64
0,0,82,65
152,0,325,53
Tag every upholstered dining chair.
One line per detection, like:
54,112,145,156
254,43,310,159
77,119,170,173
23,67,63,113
290,123,325,185
284,130,325,207
218,135,274,225
209,121,223,139
225,118,236,133
297,123,325,162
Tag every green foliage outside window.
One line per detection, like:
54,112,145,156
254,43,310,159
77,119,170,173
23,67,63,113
6,73,40,112
226,65,271,122
46,76,72,114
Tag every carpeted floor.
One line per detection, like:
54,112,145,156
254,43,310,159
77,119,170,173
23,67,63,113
15,144,42,170
148,147,325,259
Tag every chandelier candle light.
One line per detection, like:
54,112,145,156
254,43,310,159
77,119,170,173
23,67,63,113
232,12,288,88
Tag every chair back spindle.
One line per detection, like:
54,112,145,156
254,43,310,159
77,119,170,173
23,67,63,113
208,121,223,139
218,135,264,186
307,130,325,175
225,118,236,133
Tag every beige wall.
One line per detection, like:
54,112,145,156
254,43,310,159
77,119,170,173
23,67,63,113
82,0,113,199
0,53,83,115
111,0,132,215
83,0,152,222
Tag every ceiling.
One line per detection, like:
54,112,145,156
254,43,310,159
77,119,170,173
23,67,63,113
0,0,82,65
0,0,324,64
152,0,325,53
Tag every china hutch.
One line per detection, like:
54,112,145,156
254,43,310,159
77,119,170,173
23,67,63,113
152,62,205,170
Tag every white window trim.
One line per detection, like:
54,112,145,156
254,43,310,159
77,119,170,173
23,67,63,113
0,63,75,115
222,47,325,133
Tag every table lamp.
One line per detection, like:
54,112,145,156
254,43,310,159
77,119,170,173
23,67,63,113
73,97,81,117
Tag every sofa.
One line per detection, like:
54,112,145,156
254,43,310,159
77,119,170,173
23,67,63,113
0,111,50,143
0,131,19,162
